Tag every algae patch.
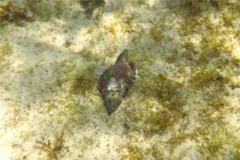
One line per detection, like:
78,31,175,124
1,0,240,159
35,131,64,160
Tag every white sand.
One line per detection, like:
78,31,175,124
0,0,240,159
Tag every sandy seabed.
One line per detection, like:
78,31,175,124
0,0,240,159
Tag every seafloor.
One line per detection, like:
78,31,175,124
0,0,240,159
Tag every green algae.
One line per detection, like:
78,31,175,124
35,131,65,160
124,68,188,133
1,0,240,159
143,110,176,133
235,142,240,159
156,73,187,107
119,3,240,158
80,0,105,18
26,0,63,20
189,66,225,89
149,20,164,42
0,41,12,72
70,67,96,95
0,41,11,56
60,2,240,158
0,0,91,23
180,0,233,15
0,0,34,26
123,142,165,160
124,144,144,160
203,126,237,159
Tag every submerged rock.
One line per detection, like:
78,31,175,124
97,49,137,115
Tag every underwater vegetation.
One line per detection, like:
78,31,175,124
69,64,97,96
0,0,101,25
180,0,240,15
0,41,11,57
0,41,12,73
1,0,240,159
119,1,240,159
35,131,64,160
0,1,30,20
80,0,105,18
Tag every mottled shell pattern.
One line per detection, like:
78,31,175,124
97,49,137,115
